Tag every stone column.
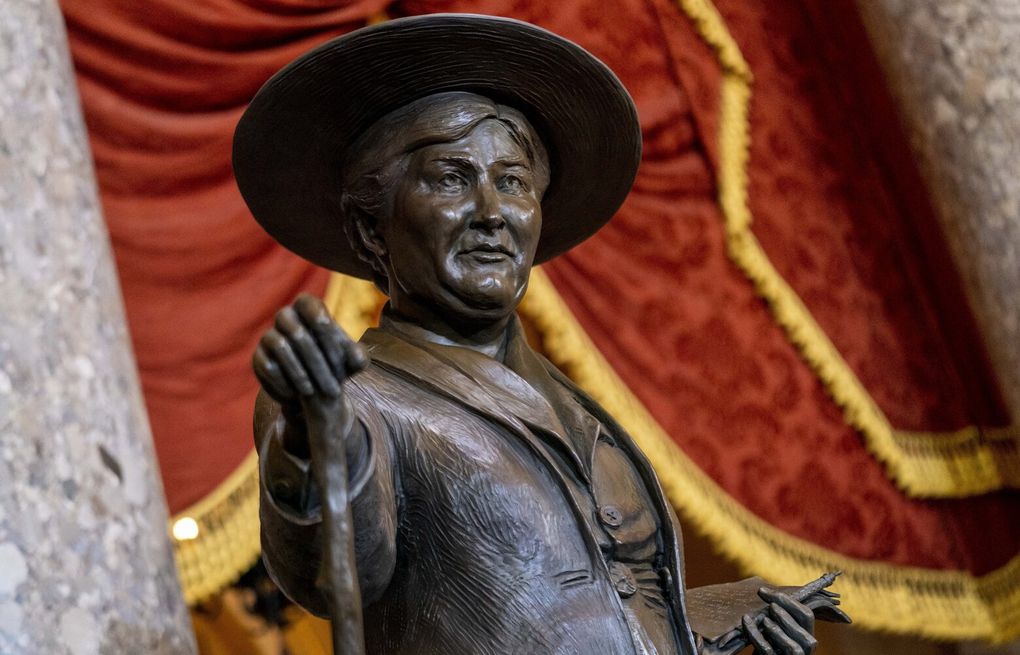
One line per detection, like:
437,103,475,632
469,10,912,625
856,0,1020,424
0,1,196,653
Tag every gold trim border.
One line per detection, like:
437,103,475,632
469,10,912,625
520,268,1020,643
675,0,1019,497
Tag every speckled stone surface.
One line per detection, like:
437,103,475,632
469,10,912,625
857,0,1020,424
0,1,196,653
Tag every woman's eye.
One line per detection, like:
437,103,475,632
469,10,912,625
499,175,524,193
438,173,465,190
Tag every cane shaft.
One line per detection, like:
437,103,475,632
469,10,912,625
308,414,365,655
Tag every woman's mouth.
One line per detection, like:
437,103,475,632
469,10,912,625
461,244,514,263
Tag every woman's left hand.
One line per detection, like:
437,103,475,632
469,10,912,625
741,588,818,655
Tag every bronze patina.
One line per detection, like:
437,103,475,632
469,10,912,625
234,14,849,655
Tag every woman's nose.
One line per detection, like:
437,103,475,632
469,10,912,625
470,182,505,230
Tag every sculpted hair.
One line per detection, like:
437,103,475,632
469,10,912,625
339,91,551,291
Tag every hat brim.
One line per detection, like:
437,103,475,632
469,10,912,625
233,14,641,278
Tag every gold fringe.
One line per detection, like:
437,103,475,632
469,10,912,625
520,268,1020,643
673,0,1019,497
170,450,261,605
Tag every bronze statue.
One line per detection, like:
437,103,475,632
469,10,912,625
234,14,849,655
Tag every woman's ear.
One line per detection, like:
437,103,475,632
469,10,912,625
354,214,387,261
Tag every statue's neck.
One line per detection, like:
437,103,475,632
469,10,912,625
381,304,512,361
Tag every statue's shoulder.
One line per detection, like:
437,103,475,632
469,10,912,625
346,329,434,415
355,326,437,382
345,356,405,400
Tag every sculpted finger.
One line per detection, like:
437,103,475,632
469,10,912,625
293,293,328,319
804,594,840,608
261,329,314,396
252,344,295,402
804,590,839,603
294,296,351,378
761,589,814,632
310,308,368,376
760,586,848,626
806,599,841,611
761,616,805,655
714,628,744,654
346,340,369,374
276,307,340,396
743,613,773,655
804,591,839,607
770,604,817,654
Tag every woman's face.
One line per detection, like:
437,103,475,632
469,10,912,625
378,119,543,327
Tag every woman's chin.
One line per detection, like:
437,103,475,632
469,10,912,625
443,285,522,322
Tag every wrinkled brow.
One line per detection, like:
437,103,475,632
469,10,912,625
494,158,531,169
427,156,532,171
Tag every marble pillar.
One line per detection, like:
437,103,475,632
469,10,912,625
0,1,197,653
856,0,1020,425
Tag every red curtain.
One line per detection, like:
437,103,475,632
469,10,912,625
61,0,1019,581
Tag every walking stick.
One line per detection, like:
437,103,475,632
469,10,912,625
307,402,366,655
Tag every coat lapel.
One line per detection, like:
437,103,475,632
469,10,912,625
360,325,590,481
503,331,601,481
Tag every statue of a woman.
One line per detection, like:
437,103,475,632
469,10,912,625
234,14,848,655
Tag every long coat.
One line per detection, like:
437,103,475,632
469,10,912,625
256,317,701,655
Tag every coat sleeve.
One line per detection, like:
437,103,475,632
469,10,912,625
254,386,399,617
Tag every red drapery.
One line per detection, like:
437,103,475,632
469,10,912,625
61,0,1019,600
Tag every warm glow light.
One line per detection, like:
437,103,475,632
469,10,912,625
172,517,200,541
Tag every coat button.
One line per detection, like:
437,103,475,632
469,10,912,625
598,505,624,528
609,562,637,598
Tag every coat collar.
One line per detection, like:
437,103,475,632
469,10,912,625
361,311,597,482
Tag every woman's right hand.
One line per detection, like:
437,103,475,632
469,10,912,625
252,293,369,455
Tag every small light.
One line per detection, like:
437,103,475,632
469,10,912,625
172,517,200,541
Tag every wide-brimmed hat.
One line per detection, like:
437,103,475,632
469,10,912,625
233,13,641,278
